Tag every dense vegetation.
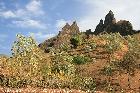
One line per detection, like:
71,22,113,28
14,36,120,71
0,32,140,92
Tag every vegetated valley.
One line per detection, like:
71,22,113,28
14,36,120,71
0,11,140,93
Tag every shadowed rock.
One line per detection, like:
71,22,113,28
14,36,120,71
94,19,104,35
116,20,133,35
104,10,116,28
93,10,139,36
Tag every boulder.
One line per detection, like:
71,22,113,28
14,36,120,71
116,20,133,36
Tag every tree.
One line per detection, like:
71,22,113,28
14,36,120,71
11,34,51,80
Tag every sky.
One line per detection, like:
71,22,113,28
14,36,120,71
0,0,140,55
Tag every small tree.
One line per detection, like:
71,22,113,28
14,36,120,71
10,34,51,80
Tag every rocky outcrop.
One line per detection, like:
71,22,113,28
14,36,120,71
104,10,116,28
94,19,104,35
39,21,80,52
94,10,138,36
58,21,80,36
39,10,140,52
116,20,133,35
94,10,117,35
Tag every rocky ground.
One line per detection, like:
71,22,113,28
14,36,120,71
0,87,139,93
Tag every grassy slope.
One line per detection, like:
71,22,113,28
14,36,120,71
0,33,140,93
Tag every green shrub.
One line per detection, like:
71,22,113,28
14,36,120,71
72,55,90,65
101,66,114,76
70,35,82,48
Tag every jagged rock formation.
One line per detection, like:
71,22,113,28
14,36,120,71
94,10,139,36
94,19,104,35
116,20,133,35
39,10,140,52
104,10,116,28
39,21,80,52
58,21,80,36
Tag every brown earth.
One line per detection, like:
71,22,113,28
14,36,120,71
0,87,139,93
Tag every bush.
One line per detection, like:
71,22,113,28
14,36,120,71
101,66,114,76
50,51,76,78
126,35,140,53
10,34,51,80
60,43,70,52
70,35,82,48
71,76,96,92
72,55,90,65
99,33,124,53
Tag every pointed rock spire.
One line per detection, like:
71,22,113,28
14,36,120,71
109,10,113,15
94,19,104,35
71,21,78,28
100,19,103,24
62,23,70,31
104,10,116,28
70,21,80,34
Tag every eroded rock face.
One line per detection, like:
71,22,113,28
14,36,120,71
116,20,133,36
94,10,136,36
94,10,117,35
58,21,80,36
39,21,80,51
70,21,80,35
94,19,104,35
104,10,116,28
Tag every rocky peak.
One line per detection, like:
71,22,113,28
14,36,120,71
72,21,77,26
94,10,135,36
70,21,80,35
94,19,104,35
62,23,71,31
104,10,116,28
59,23,70,36
100,19,104,24
59,21,80,36
42,21,80,50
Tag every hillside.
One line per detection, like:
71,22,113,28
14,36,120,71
39,10,140,51
39,10,140,92
0,11,140,93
